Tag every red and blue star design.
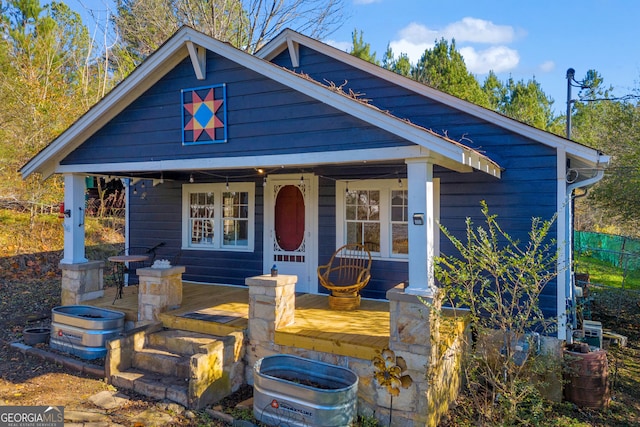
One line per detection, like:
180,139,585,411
182,84,226,144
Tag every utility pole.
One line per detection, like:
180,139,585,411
566,68,591,139
566,68,575,139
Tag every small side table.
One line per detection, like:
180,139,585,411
108,255,150,303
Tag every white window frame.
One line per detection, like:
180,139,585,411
336,179,408,260
182,182,255,252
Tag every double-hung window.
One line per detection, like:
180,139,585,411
182,182,254,251
336,179,408,260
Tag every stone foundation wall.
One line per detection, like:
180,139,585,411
245,276,467,427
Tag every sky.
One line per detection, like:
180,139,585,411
64,0,639,115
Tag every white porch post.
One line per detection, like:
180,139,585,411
405,159,436,296
556,149,569,341
61,173,87,264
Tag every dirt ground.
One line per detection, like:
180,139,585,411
1,251,639,426
0,252,235,426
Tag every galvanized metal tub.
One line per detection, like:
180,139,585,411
253,354,358,427
50,305,125,360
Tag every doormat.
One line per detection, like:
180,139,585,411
179,308,245,324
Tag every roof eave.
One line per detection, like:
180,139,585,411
257,30,605,167
20,27,196,180
23,27,501,180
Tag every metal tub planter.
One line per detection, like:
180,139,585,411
254,354,359,427
50,305,125,360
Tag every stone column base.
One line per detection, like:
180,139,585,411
137,266,186,322
59,261,105,305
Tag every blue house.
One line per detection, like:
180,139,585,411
21,27,608,341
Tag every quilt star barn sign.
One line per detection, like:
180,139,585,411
182,84,227,145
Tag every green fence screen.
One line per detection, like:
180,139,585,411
574,231,640,271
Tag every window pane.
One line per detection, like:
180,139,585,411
346,205,356,220
363,223,380,249
221,191,249,247
345,190,357,205
223,219,248,246
391,190,407,221
357,204,369,220
191,219,214,244
346,222,361,245
190,192,214,246
369,191,380,220
391,206,404,222
392,223,408,254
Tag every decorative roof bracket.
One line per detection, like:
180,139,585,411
186,41,207,80
287,39,300,68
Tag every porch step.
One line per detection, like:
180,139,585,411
111,368,189,407
147,329,221,355
108,327,246,409
132,347,190,378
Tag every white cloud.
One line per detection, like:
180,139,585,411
324,39,352,52
443,17,516,44
539,60,555,73
389,18,521,74
353,0,381,4
389,39,433,63
398,22,439,44
459,46,520,74
388,22,437,60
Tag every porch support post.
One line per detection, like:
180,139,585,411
60,173,87,264
405,159,436,296
556,148,569,341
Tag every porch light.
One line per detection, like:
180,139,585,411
412,213,424,226
189,173,194,183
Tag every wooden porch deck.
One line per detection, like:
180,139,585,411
90,282,390,359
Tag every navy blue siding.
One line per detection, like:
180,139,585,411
316,176,408,300
128,178,264,286
271,46,559,316
60,41,561,316
61,51,413,166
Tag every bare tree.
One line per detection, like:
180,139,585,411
240,0,344,52
113,0,345,68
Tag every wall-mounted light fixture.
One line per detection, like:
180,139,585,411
412,213,424,226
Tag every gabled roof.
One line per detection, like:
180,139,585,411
257,29,609,174
21,26,502,180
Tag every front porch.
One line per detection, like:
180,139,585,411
89,281,390,360
76,272,465,427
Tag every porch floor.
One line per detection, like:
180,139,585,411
89,282,390,359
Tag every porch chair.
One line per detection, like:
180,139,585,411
317,243,372,310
